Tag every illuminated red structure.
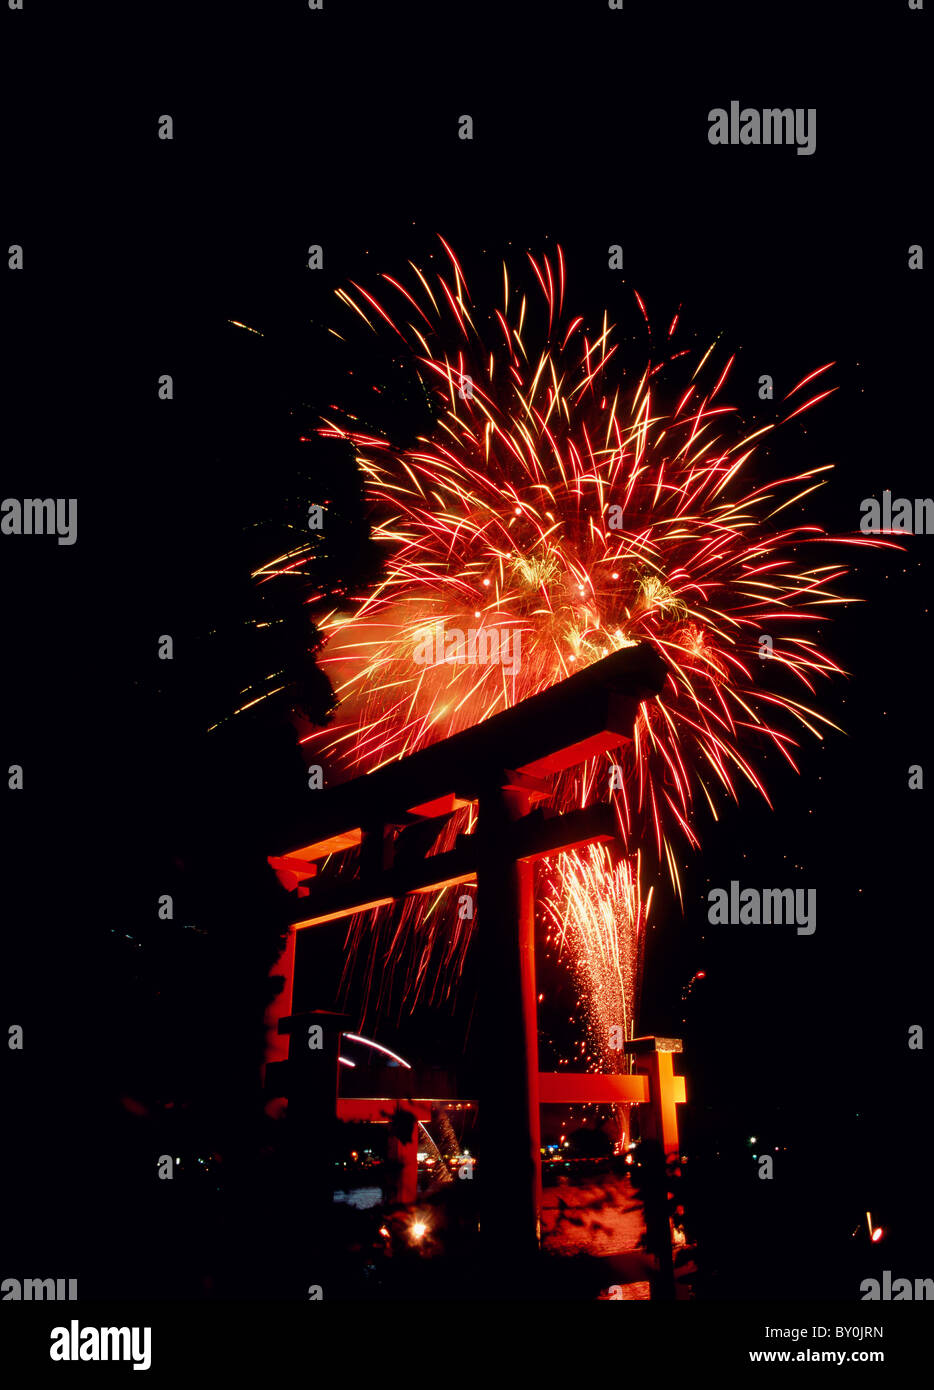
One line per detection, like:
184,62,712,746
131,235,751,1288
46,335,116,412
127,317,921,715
264,643,687,1253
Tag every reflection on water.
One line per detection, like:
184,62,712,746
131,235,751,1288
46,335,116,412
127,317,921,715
333,1186,383,1210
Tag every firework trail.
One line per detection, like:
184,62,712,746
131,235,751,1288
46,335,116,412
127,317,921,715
542,845,650,1066
257,239,886,1047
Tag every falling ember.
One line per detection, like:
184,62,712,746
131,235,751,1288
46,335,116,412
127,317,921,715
542,846,649,1069
267,238,892,1021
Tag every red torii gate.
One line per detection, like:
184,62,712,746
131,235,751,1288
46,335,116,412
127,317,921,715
263,643,687,1252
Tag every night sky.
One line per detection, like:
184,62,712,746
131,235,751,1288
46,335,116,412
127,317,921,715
2,0,931,1348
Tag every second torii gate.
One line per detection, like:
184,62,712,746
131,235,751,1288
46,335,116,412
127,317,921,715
264,642,685,1254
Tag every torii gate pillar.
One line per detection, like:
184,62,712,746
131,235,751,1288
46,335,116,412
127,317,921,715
626,1035,686,1157
473,776,543,1258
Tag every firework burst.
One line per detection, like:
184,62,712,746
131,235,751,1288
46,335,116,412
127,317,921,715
261,240,885,1041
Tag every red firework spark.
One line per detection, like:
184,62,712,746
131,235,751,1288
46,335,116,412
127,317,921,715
282,242,885,886
256,240,889,1024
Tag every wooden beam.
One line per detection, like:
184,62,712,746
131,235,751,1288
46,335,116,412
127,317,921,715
290,843,476,928
289,801,621,928
512,801,618,864
275,643,668,866
538,1072,650,1105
